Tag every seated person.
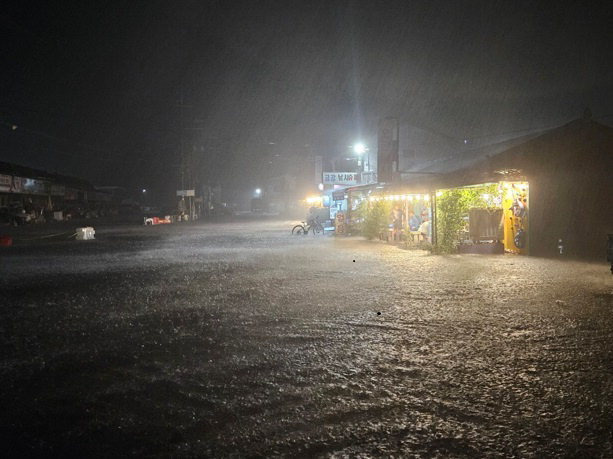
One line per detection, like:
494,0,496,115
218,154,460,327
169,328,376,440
418,216,431,242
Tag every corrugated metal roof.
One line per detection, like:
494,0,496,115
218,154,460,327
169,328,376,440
404,131,545,174
0,161,94,190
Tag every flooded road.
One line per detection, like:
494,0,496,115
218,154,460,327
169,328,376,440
1,220,612,457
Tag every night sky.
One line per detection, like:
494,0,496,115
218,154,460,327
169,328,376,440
2,0,612,196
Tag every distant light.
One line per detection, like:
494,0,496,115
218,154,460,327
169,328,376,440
142,189,147,193
464,139,468,144
305,195,322,204
11,125,18,131
353,143,366,155
255,188,262,196
318,183,324,191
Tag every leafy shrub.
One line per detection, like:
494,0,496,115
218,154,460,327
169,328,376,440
435,185,498,253
363,200,392,240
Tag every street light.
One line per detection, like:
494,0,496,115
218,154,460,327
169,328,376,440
142,188,147,193
352,142,370,173
254,188,262,197
353,143,366,155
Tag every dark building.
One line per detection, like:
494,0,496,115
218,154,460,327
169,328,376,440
0,161,111,215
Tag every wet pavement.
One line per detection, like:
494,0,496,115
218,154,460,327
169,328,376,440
1,220,612,457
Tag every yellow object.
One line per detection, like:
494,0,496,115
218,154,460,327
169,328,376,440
502,181,529,254
305,196,323,204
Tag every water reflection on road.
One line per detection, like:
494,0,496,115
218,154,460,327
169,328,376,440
1,220,612,456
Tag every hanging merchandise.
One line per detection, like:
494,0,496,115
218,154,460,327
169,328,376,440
502,182,529,253
511,196,527,218
514,228,526,249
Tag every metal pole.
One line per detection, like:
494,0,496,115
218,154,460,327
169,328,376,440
180,90,185,192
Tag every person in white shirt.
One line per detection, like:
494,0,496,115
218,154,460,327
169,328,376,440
418,216,431,243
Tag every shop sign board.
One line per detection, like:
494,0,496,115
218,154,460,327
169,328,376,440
335,211,346,235
323,172,359,186
332,190,346,201
176,189,195,197
11,176,23,193
0,174,11,192
361,171,377,184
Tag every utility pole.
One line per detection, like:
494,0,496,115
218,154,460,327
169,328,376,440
176,89,197,220
180,89,185,192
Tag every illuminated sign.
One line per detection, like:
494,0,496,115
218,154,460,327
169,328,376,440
322,172,359,185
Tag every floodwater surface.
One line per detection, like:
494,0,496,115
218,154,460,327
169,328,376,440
1,220,612,457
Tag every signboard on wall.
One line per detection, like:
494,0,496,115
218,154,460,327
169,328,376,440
335,211,346,235
11,176,23,193
176,189,195,197
332,190,346,201
323,172,359,186
0,174,11,192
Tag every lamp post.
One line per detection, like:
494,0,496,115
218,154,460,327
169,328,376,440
353,142,370,176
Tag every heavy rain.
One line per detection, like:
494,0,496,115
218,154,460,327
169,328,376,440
2,1,613,457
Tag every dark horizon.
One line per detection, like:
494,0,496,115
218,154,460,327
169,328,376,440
2,0,612,194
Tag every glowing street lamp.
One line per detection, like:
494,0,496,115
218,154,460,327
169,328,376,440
353,143,366,155
352,142,370,173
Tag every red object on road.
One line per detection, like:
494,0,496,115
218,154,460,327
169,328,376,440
144,216,173,225
0,236,13,246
